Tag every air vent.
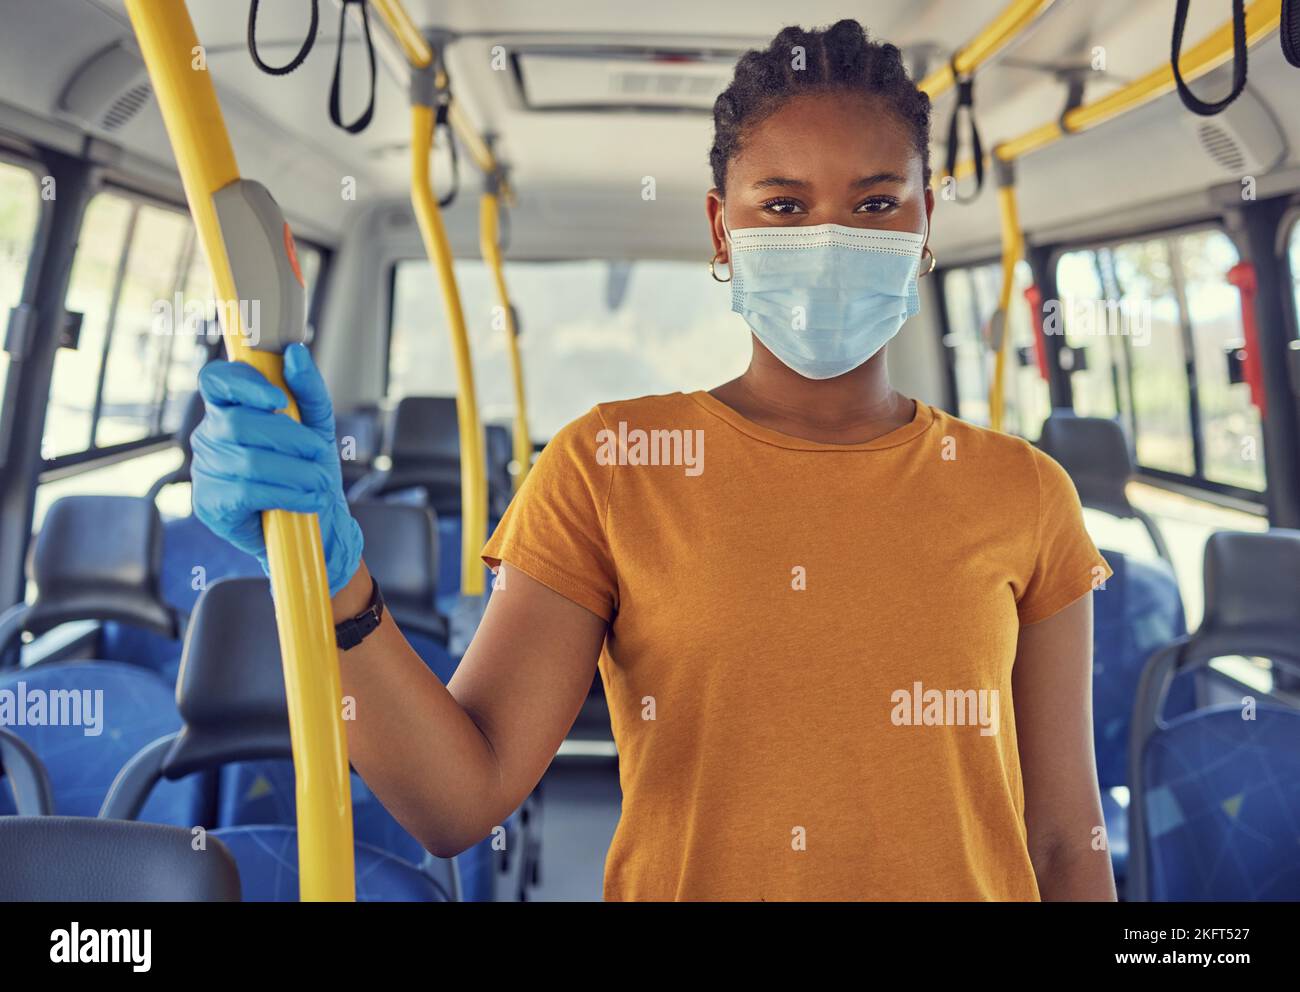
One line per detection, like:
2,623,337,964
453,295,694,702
58,40,151,135
1178,68,1286,176
101,81,152,131
512,46,743,113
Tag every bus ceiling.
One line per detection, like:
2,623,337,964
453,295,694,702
0,0,1297,260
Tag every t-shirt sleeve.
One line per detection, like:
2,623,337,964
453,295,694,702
481,407,617,622
1016,446,1114,626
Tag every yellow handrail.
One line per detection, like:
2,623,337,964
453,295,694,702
479,192,532,491
990,172,1025,434
410,101,487,596
949,0,1283,177
370,0,502,182
125,0,354,901
919,0,1058,98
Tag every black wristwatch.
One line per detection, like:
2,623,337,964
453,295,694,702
335,577,385,650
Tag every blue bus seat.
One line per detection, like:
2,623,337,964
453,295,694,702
209,825,447,902
0,816,241,901
99,575,467,900
1128,529,1300,900
0,726,56,815
0,661,206,825
1037,412,1173,563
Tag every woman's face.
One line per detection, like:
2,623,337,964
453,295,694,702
709,89,932,254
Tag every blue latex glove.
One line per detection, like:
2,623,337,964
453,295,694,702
191,342,363,598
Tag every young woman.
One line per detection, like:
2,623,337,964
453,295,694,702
191,20,1116,901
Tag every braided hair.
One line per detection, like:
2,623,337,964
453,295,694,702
709,19,932,192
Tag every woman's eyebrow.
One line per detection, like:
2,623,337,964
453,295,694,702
851,172,908,188
750,176,808,190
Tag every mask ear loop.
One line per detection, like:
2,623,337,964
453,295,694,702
710,208,733,283
919,215,937,277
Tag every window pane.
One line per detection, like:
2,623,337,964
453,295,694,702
0,161,42,434
1111,238,1195,476
390,259,747,438
942,265,993,426
46,193,134,458
1056,249,1119,419
96,203,190,447
47,193,200,458
1179,230,1263,491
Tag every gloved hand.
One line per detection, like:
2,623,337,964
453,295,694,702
191,342,363,598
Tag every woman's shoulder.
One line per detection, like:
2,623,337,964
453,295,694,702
925,404,1068,490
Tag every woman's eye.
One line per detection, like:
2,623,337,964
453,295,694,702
856,196,900,214
760,198,805,215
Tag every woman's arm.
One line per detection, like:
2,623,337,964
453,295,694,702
332,561,606,858
1012,592,1117,901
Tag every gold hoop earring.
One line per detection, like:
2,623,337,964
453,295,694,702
709,251,732,283
921,247,937,276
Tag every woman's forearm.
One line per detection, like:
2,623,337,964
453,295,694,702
332,562,507,857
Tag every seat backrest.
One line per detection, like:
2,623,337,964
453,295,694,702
102,577,453,899
0,816,240,900
146,389,206,500
210,825,447,901
485,423,513,516
388,395,459,464
336,404,383,486
1127,528,1300,900
0,726,55,815
1037,413,1136,518
349,501,439,621
16,495,176,646
1197,529,1300,661
0,661,205,824
1140,706,1300,900
349,396,465,516
1090,549,1189,789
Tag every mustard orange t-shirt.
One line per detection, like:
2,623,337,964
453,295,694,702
481,392,1111,901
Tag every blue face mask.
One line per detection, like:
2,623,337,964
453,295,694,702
725,220,926,380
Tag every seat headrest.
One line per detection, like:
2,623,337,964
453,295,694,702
0,817,240,901
336,407,382,466
166,577,289,775
388,396,459,463
1196,529,1300,661
350,501,438,614
26,495,176,638
175,389,206,461
1036,414,1136,517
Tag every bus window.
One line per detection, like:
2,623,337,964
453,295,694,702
0,160,42,439
940,259,1045,438
389,258,746,438
45,192,192,458
1183,229,1265,493
1054,227,1263,498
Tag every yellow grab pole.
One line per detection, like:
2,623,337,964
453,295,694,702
946,0,1282,179
989,159,1025,434
125,0,354,900
479,191,531,491
919,0,1058,98
370,0,502,183
411,100,487,597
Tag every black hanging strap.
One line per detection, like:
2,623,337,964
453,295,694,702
248,0,319,76
434,95,460,208
330,0,377,134
943,60,984,202
1172,0,1247,116
1283,0,1300,67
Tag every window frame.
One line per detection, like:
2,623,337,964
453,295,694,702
1047,220,1264,506
38,180,332,481
0,150,51,470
